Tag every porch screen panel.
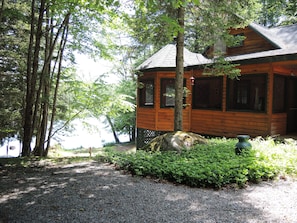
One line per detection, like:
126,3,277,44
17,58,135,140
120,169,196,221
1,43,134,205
192,77,223,110
273,74,286,113
227,74,267,112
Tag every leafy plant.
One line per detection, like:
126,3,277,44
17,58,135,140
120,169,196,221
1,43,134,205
101,137,297,188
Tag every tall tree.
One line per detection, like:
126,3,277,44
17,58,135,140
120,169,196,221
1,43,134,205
257,0,296,26
129,0,260,131
111,79,136,142
21,0,121,156
22,0,46,156
0,0,29,144
258,0,287,26
175,2,185,131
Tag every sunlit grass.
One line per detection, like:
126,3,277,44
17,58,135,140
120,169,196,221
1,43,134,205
251,137,297,177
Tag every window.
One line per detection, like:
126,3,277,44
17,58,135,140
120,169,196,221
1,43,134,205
160,78,186,108
192,77,223,109
139,79,154,107
273,75,286,113
235,80,250,109
231,33,245,48
227,74,267,112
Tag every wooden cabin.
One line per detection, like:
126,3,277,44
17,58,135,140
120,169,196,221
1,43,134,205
136,23,297,148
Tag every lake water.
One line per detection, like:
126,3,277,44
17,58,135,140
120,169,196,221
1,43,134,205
0,118,129,158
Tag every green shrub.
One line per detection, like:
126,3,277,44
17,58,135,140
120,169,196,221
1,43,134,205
100,137,297,188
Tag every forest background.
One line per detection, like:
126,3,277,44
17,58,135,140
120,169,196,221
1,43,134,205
0,0,296,157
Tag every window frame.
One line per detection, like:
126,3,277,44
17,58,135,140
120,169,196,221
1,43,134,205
229,33,245,48
227,73,267,112
138,79,154,107
160,78,186,108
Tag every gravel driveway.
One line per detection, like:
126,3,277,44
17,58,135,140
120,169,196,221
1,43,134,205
1,161,296,223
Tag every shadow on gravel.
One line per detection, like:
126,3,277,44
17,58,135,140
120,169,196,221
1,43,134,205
0,160,292,223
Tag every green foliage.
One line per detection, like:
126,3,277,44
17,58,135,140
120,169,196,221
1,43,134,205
257,0,297,26
102,137,297,188
0,1,30,143
203,56,241,79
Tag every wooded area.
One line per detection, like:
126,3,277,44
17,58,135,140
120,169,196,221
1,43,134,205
1,0,296,156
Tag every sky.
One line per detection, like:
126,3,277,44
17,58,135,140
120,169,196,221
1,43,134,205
75,54,119,83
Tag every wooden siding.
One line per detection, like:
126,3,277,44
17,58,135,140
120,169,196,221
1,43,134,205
137,71,191,131
227,27,276,56
136,108,156,130
155,108,190,131
271,113,287,135
204,27,276,58
136,56,296,137
156,109,174,130
190,110,270,137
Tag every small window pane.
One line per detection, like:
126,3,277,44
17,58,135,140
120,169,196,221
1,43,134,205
165,83,175,106
160,78,186,108
139,79,154,107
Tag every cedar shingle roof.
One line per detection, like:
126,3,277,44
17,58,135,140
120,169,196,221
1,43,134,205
137,23,297,71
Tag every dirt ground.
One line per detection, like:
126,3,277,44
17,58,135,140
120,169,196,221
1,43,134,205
1,143,297,222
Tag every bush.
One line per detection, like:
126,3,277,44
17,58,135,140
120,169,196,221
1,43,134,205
101,137,297,188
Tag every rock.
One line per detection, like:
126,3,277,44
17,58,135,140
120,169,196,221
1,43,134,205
141,131,207,153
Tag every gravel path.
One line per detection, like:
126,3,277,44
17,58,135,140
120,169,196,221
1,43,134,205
1,161,297,223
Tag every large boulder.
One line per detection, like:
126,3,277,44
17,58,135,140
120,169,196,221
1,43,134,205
142,131,207,153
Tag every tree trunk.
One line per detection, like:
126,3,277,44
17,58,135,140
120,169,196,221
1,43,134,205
22,0,46,156
0,0,4,21
106,115,120,144
174,4,185,131
45,15,70,156
33,7,50,156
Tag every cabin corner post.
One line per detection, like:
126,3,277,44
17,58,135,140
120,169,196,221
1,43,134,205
222,75,227,112
267,66,274,135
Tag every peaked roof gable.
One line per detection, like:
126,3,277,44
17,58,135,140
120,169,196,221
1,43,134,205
248,23,282,49
137,23,297,71
249,23,297,49
269,24,297,48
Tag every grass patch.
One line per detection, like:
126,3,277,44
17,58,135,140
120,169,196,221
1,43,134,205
100,137,297,188
0,143,127,167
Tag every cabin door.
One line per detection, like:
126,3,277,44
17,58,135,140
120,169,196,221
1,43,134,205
287,77,297,133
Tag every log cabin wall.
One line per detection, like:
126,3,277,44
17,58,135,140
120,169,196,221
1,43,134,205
136,23,297,140
190,110,270,137
137,71,192,132
227,27,276,56
189,62,290,137
204,26,276,58
136,72,156,130
137,61,294,138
